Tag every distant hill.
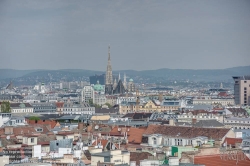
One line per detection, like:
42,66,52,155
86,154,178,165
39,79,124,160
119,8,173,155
0,69,42,80
0,66,249,85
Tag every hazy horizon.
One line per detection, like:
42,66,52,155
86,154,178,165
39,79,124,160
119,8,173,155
1,65,250,72
1,0,250,71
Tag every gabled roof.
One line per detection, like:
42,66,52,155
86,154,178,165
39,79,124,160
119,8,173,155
110,126,146,144
92,139,108,148
227,108,248,114
144,124,231,140
194,153,250,166
194,120,224,128
130,152,153,166
10,103,32,108
223,137,242,146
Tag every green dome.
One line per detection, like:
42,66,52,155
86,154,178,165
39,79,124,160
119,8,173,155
129,78,133,82
93,81,104,91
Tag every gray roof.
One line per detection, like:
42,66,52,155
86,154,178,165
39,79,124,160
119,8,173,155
58,115,80,120
175,120,224,128
185,104,213,110
194,120,224,128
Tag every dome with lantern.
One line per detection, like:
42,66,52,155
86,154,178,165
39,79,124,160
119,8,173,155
93,80,104,92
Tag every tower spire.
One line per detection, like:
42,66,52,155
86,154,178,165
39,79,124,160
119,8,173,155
105,45,113,94
108,45,111,61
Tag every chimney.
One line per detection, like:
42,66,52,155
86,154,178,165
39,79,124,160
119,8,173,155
192,118,197,125
169,119,175,126
78,122,84,130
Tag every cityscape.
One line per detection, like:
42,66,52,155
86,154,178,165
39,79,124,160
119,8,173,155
0,1,250,166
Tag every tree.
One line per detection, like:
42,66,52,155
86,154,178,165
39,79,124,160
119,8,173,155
105,103,112,108
88,99,94,106
1,101,11,113
29,116,40,121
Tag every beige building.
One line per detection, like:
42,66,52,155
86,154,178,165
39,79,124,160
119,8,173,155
106,96,117,106
91,150,130,166
119,100,180,114
192,96,235,106
0,155,9,166
22,135,38,146
233,76,250,106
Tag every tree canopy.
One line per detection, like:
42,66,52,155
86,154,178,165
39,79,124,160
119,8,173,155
0,101,11,113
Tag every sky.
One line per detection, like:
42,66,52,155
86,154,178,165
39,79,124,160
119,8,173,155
0,0,250,71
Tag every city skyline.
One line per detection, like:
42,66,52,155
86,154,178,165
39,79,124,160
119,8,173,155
1,0,250,71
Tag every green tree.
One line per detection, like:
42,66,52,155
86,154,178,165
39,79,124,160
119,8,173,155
29,116,40,121
88,99,94,106
105,103,112,108
1,101,11,113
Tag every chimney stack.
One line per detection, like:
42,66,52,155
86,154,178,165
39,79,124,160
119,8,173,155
192,118,197,125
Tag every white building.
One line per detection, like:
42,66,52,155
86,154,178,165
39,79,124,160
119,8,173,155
94,93,107,106
63,102,95,115
10,103,33,114
192,96,234,106
82,86,95,103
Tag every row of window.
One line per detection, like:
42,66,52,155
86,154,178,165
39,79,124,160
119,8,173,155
12,109,33,113
64,108,94,111
152,137,193,146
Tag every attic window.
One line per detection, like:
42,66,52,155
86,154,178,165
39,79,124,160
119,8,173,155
43,120,45,122
56,143,59,146
35,120,38,123
36,128,43,132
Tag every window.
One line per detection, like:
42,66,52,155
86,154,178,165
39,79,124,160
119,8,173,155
153,137,157,145
31,138,34,143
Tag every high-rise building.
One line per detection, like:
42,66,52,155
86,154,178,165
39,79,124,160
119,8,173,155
82,86,95,103
233,76,250,106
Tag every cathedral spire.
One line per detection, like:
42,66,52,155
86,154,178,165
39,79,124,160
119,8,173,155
105,45,113,94
108,45,111,61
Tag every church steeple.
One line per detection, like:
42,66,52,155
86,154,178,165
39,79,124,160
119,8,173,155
105,45,113,95
105,45,113,85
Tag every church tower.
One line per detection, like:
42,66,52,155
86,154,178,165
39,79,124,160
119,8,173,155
105,46,113,95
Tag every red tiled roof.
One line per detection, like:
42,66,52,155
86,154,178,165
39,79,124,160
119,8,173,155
56,102,64,108
130,152,153,165
223,137,242,146
27,119,57,129
13,126,37,135
92,139,108,148
37,141,50,145
194,154,250,166
144,124,231,140
218,92,228,97
57,132,74,136
110,127,146,144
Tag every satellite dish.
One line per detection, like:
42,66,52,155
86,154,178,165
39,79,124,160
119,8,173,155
6,136,10,140
95,125,99,130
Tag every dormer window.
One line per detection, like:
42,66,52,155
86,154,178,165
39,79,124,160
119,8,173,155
36,128,43,132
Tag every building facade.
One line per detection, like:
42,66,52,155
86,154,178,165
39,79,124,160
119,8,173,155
82,86,95,103
233,76,250,106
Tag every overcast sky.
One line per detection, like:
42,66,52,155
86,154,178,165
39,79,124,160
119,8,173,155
0,0,250,71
